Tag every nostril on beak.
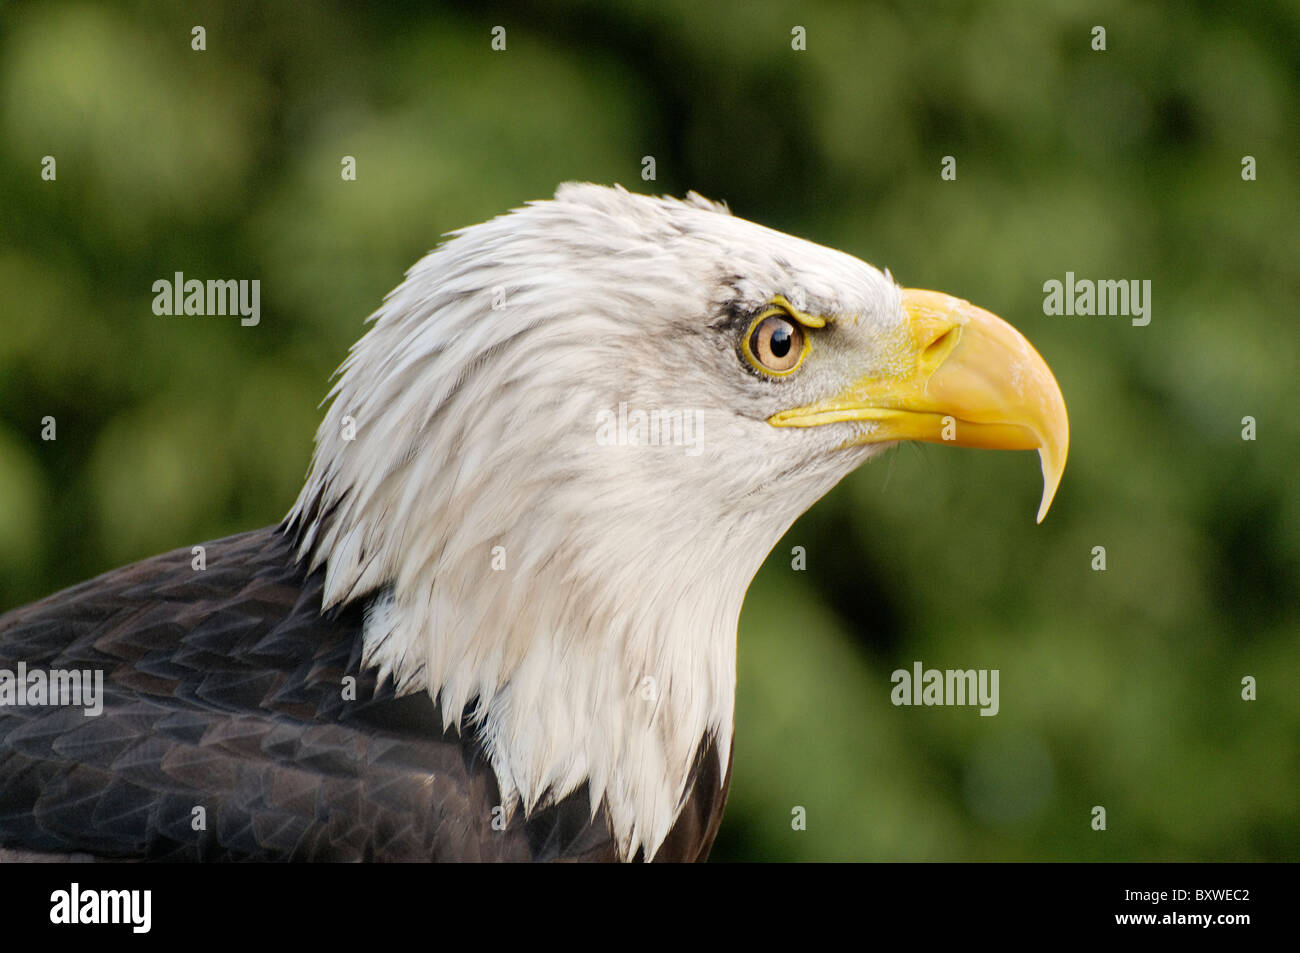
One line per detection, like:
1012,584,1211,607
922,326,958,362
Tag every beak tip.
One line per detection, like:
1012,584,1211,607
1035,444,1067,524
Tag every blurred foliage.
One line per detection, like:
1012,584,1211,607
0,0,1296,860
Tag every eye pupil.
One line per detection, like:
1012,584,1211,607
769,326,791,357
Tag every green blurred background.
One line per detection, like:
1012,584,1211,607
0,0,1296,860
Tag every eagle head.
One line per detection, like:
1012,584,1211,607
287,183,1068,859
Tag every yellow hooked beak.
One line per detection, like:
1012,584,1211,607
768,289,1069,522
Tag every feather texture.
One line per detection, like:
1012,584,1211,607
0,526,731,861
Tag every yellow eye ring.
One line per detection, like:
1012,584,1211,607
742,308,810,377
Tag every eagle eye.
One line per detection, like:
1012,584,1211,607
744,312,808,376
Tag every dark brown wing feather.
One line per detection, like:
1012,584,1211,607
0,527,730,861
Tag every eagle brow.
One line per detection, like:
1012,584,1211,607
710,295,830,334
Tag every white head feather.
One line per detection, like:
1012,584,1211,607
287,183,904,859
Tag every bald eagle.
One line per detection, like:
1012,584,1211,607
0,184,1067,862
